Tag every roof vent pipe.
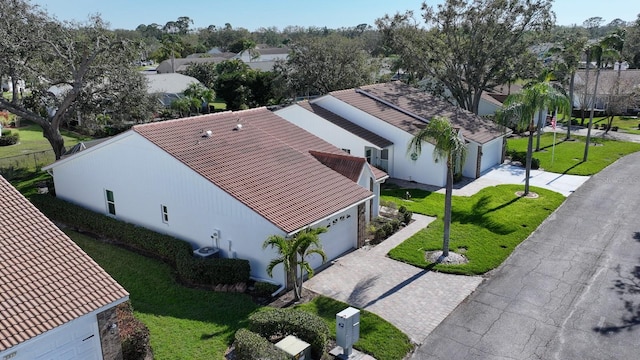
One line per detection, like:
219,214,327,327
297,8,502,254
204,130,213,137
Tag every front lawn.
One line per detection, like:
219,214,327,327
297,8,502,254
560,116,640,135
0,122,89,158
507,133,640,175
295,297,412,360
382,185,565,275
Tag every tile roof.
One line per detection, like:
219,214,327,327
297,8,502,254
0,176,128,352
330,81,505,145
298,102,393,148
309,151,366,182
133,108,375,233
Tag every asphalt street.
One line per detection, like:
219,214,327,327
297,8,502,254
413,151,640,359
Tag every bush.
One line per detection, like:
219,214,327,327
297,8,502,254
253,281,281,297
117,302,152,360
507,150,540,170
382,222,393,236
234,328,288,360
389,219,401,232
248,308,330,359
30,195,250,286
373,227,387,243
402,210,413,224
0,133,18,146
398,205,407,214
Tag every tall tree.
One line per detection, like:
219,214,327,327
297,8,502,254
407,116,466,258
277,33,378,96
0,1,156,159
377,0,554,114
497,82,570,195
263,227,327,301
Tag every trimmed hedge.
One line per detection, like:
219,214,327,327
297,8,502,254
30,194,250,285
248,308,329,359
233,328,288,360
0,133,18,146
117,302,152,360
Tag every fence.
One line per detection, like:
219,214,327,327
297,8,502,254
0,150,55,180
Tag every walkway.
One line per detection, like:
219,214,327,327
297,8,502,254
304,213,483,345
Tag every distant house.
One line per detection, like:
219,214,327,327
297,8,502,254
143,73,202,107
232,45,290,63
0,176,129,360
275,82,507,186
155,54,235,74
572,69,640,113
43,108,387,287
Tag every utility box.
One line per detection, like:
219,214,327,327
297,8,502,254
275,335,311,360
336,307,360,357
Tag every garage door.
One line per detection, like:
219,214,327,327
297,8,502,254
30,314,102,360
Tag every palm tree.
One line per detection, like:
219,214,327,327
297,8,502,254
263,227,328,301
497,82,571,196
408,116,466,258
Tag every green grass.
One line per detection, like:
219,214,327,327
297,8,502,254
507,133,640,175
68,230,260,359
561,116,640,135
68,230,412,359
0,122,88,158
382,185,565,275
295,297,412,360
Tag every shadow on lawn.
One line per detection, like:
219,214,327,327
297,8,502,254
451,195,519,235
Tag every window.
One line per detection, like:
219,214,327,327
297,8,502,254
161,205,169,223
365,149,372,163
105,190,116,215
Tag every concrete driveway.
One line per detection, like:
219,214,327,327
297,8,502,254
413,152,640,359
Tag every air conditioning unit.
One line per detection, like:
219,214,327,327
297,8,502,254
275,335,311,360
193,246,219,259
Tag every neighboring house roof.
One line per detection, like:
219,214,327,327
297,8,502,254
481,91,506,107
329,81,505,145
485,83,524,104
0,176,128,352
155,55,235,74
574,69,640,95
132,108,375,233
144,73,201,95
298,102,393,149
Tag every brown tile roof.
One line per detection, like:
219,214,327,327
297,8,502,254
0,176,128,352
309,151,366,182
298,102,393,148
330,81,505,144
133,108,375,233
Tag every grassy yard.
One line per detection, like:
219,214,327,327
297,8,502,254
507,133,640,175
382,185,565,275
295,297,412,360
0,122,89,157
68,230,410,359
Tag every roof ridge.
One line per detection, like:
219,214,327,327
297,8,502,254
355,87,430,124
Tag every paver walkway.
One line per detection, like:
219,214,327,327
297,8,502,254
304,213,483,345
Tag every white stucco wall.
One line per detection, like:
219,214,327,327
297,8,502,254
313,96,447,186
47,132,362,285
478,98,500,117
274,105,379,158
462,143,479,178
479,137,504,174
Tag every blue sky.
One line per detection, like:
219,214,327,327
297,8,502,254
31,0,639,31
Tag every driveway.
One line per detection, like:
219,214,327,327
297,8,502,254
413,151,640,359
304,213,483,345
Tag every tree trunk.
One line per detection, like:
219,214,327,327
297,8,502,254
566,71,575,140
442,157,453,258
535,110,543,151
525,119,534,196
42,125,66,160
583,68,601,162
581,50,592,127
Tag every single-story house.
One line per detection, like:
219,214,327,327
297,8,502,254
275,81,507,187
0,176,129,360
572,69,640,113
143,73,201,107
155,54,235,74
43,108,387,287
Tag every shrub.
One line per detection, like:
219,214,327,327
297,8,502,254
382,222,393,236
248,308,330,359
389,219,401,232
398,205,407,214
117,302,152,360
402,211,413,224
0,133,18,146
507,150,540,170
234,328,288,360
379,199,397,209
30,195,250,286
374,227,387,243
1,129,10,136
253,281,281,297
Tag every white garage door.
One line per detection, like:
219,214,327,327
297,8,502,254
34,314,101,360
3,314,104,360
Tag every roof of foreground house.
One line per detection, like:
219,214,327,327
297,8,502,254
133,108,376,233
329,81,506,144
0,176,128,352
